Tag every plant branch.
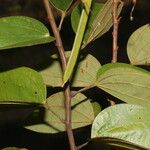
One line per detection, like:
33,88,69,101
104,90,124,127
112,0,121,63
42,0,77,150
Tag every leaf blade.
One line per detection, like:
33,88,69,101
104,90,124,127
0,67,46,104
127,24,150,65
25,92,94,133
96,63,150,107
91,104,150,149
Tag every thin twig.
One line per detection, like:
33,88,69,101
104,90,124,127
112,0,121,63
42,0,77,150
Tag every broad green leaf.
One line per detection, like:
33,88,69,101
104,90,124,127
0,16,54,50
63,0,93,84
82,0,124,48
1,147,27,150
90,137,149,150
96,63,150,107
25,92,94,133
0,67,46,103
71,2,104,43
40,53,101,87
127,24,150,65
49,0,73,12
91,104,150,149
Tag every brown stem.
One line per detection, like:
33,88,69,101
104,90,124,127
112,0,121,63
42,0,77,150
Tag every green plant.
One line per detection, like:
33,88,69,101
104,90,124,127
0,0,150,150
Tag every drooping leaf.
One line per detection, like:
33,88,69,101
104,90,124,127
71,2,104,42
127,24,150,65
0,16,54,50
1,147,28,150
96,63,150,107
82,0,124,48
40,53,101,87
90,137,149,150
25,92,94,133
91,104,150,149
0,67,46,104
63,0,93,84
49,0,73,12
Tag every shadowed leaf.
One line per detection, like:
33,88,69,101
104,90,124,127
0,67,46,104
40,53,101,87
25,92,94,133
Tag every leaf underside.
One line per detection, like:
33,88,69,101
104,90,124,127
91,104,150,149
25,92,94,133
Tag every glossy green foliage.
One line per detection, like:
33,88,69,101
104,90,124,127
0,67,46,104
127,24,150,65
1,147,27,150
91,104,150,149
71,2,104,44
40,53,101,87
96,63,150,107
25,92,94,133
49,0,73,12
82,0,123,48
0,16,54,50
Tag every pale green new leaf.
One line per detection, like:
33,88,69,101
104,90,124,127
82,0,124,48
127,24,150,65
96,63,150,107
25,92,94,133
0,67,46,104
91,104,150,149
0,16,54,50
40,53,101,87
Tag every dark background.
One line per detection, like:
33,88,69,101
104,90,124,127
0,0,149,149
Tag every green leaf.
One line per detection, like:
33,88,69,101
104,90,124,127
1,147,28,150
96,63,150,107
0,67,46,103
63,0,93,84
82,0,123,48
91,101,101,117
90,137,149,150
49,0,73,12
127,24,150,65
91,104,150,149
71,2,104,42
0,16,54,50
40,53,101,87
25,92,94,133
